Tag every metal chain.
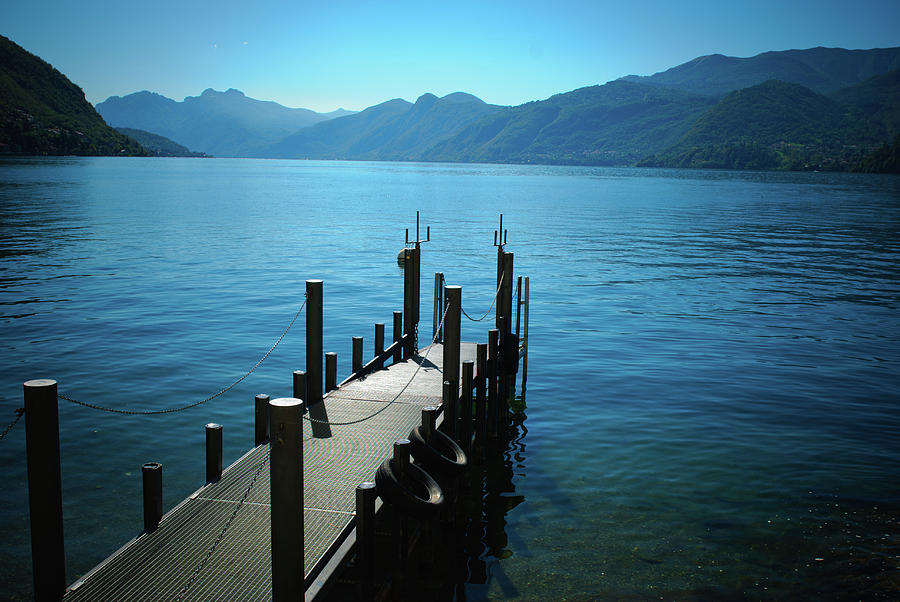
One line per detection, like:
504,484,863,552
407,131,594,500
58,297,308,415
174,444,270,601
461,271,505,322
304,300,451,427
0,408,25,442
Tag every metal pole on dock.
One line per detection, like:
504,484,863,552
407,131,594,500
142,462,163,532
23,378,66,601
205,423,223,483
307,279,324,406
325,352,337,392
269,398,304,601
355,482,377,599
255,394,269,445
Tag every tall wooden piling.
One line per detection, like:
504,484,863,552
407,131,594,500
403,246,420,359
254,394,269,445
23,379,66,601
392,311,402,364
352,337,364,374
355,482,377,598
433,272,444,341
307,280,324,407
269,398,304,601
374,323,385,369
461,360,474,453
475,344,487,451
205,423,223,483
487,331,499,439
142,462,162,532
444,285,461,391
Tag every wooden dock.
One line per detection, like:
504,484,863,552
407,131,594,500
63,342,478,601
19,214,529,601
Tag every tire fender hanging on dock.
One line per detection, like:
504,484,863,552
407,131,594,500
408,426,468,477
375,458,444,519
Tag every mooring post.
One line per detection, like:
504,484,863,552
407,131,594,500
255,394,269,445
352,336,363,374
205,423,223,483
433,272,444,342
269,398,304,601
487,330,500,439
23,379,66,601
498,316,511,425
392,310,402,364
374,323,385,369
501,252,514,336
142,462,163,532
475,343,487,453
325,352,337,392
402,245,420,359
444,284,461,390
422,406,438,442
442,380,456,439
307,279,324,407
293,370,307,402
393,439,411,569
461,361,474,454
355,482,377,599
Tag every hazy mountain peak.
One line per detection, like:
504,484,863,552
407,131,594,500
441,92,485,104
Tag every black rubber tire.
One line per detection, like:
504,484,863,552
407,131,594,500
408,426,468,477
375,458,444,519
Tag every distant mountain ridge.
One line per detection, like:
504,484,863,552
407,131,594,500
96,88,355,157
0,34,145,156
620,46,900,97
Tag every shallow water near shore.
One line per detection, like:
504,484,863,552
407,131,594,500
1,158,899,599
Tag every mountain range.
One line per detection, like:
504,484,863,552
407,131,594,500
3,32,899,172
94,46,900,171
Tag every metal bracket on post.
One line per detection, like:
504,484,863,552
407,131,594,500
402,211,431,358
493,213,508,250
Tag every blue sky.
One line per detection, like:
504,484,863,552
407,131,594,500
3,0,899,112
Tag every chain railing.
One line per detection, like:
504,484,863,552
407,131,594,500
461,271,504,322
56,297,307,415
0,407,25,442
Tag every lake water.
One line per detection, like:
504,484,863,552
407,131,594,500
1,157,899,600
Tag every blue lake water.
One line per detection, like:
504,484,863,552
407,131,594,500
1,157,899,600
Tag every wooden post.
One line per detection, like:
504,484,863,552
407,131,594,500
403,246,420,359
142,462,163,533
269,398,304,601
356,482,377,599
422,406,438,441
374,323,385,369
444,285,461,391
487,330,499,439
475,343,487,452
205,423,223,483
23,379,66,601
501,252,514,336
307,280,323,407
461,361,474,454
392,311,402,364
325,352,337,392
442,380,456,439
293,370,307,402
352,336,363,373
255,394,269,445
433,272,443,342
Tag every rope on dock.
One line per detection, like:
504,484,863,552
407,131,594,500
303,300,451,427
0,407,25,442
461,270,504,322
57,297,308,415
174,444,271,601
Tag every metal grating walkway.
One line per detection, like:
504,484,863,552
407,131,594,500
64,343,476,601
